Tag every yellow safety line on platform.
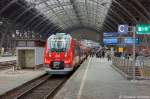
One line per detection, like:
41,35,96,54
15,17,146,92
76,57,91,99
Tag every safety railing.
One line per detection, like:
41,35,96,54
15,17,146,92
112,57,150,80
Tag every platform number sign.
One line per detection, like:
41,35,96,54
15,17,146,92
118,24,128,34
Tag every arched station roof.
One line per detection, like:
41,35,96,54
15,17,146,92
0,0,150,38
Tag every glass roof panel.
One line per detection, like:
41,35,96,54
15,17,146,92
25,0,112,30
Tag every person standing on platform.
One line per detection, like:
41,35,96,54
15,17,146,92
106,49,111,61
96,47,101,58
96,48,99,58
102,50,105,58
99,50,102,58
90,48,95,57
1,47,4,55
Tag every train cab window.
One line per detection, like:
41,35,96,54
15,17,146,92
48,35,71,52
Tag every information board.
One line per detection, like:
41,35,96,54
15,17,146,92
123,37,140,44
103,32,118,37
103,37,118,45
136,24,150,34
118,47,124,52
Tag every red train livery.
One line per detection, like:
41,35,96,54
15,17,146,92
44,33,89,74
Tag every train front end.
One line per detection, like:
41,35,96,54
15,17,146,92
44,33,73,74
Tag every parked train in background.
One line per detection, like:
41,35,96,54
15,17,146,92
44,33,90,74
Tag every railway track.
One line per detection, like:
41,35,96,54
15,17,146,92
0,60,16,70
15,75,67,99
0,58,82,99
0,74,68,99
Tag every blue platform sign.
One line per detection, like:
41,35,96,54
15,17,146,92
123,37,140,44
118,24,128,34
103,32,118,37
103,37,118,45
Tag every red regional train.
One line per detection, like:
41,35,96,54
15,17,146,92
44,33,90,74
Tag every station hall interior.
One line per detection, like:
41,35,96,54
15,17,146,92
0,0,150,99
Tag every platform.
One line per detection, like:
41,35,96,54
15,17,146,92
0,56,16,62
0,69,46,95
54,57,150,99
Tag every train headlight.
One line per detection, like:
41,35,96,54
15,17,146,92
65,53,67,57
65,59,71,64
49,54,51,57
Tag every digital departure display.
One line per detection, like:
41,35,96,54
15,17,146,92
123,37,140,44
103,37,118,45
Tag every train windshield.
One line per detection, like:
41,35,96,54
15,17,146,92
48,35,71,52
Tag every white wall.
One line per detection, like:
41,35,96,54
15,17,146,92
35,47,44,65
16,47,44,66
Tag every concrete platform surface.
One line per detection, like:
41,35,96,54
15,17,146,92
0,69,46,95
0,56,16,62
54,57,150,99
